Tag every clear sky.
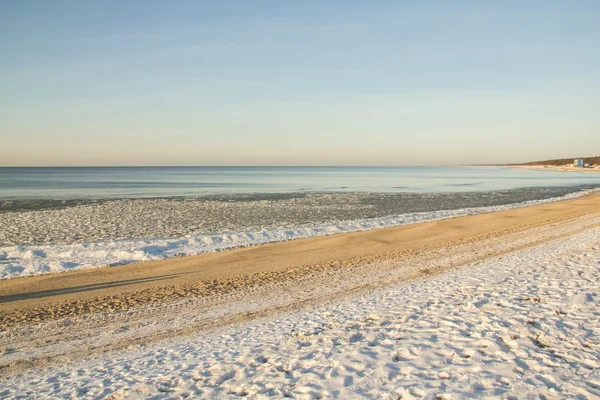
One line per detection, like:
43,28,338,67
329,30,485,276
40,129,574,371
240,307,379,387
1,0,599,166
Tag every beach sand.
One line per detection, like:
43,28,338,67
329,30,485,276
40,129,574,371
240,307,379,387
1,192,600,399
1,192,600,376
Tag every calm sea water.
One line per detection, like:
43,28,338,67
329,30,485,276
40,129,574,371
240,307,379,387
1,166,600,200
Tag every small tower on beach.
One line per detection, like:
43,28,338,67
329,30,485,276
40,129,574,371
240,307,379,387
574,158,584,168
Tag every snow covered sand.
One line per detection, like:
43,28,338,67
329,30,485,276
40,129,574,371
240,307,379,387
2,222,600,398
1,189,598,279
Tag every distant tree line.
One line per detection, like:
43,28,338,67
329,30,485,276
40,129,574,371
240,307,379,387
517,156,600,166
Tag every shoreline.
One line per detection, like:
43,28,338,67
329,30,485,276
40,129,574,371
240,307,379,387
501,164,600,173
0,193,599,324
2,186,598,280
3,192,600,311
0,192,599,388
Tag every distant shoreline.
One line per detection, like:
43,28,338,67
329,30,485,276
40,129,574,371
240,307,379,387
500,164,600,173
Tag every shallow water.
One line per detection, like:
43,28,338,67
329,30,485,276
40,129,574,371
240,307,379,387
1,166,600,200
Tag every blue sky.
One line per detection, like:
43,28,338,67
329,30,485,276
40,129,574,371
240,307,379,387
1,0,599,166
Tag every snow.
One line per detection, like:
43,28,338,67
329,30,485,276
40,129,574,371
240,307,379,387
1,189,597,280
2,223,600,399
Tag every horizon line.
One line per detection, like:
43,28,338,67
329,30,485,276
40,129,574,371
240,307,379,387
0,164,478,168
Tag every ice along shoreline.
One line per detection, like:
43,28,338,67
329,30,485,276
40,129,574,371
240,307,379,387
1,187,599,280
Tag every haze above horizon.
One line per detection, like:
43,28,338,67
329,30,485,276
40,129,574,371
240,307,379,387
1,0,599,166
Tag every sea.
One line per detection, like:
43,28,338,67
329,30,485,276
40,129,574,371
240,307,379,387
1,166,600,279
1,166,600,200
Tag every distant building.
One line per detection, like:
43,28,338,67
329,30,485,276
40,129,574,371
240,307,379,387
574,158,584,168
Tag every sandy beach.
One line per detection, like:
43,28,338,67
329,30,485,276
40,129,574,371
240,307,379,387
3,1,599,397
2,192,600,319
1,192,600,399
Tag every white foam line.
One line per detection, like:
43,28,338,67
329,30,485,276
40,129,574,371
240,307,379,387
0,189,598,279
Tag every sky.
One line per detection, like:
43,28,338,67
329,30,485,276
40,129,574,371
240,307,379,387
1,0,599,166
